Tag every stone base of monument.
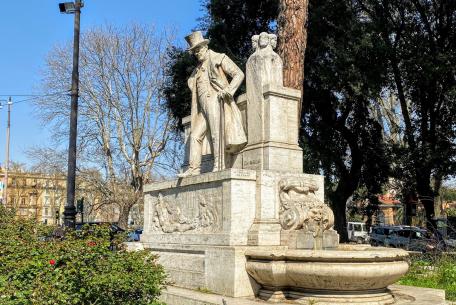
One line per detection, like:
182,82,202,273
140,244,266,297
141,168,324,297
159,285,446,305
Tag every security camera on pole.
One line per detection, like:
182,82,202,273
59,0,84,228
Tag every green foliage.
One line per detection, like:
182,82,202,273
399,253,456,301
0,206,166,305
163,46,197,131
441,187,456,202
446,209,456,217
303,0,391,239
358,0,456,225
202,0,279,65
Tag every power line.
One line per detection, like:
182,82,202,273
0,92,68,107
0,92,69,97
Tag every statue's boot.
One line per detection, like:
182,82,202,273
177,167,200,178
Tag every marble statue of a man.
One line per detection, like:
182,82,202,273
178,31,247,178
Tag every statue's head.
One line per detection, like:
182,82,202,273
269,34,277,49
192,45,209,62
259,32,270,49
252,35,259,51
185,31,209,62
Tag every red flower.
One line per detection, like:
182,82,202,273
49,259,56,266
87,241,97,247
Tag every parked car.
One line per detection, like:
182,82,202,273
127,228,143,242
347,222,369,243
369,225,398,246
384,227,438,252
75,222,125,234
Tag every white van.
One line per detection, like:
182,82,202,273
347,222,369,243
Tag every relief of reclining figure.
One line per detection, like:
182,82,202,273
153,193,219,233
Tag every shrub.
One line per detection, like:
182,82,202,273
0,206,166,305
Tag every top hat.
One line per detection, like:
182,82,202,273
185,31,209,52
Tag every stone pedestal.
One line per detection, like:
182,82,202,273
142,169,257,246
246,170,324,246
142,168,326,297
142,169,260,297
242,84,302,173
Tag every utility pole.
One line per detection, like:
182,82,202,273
3,97,12,205
0,100,4,205
61,0,83,228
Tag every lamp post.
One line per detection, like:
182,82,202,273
0,100,4,205
0,98,12,206
60,0,83,228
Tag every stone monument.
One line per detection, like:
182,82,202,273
141,31,440,305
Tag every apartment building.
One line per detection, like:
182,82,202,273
0,168,66,225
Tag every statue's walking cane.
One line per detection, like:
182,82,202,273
218,93,225,171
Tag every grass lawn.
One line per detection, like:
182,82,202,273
398,252,456,301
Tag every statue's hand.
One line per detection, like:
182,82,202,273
218,89,232,100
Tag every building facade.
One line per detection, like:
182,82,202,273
0,168,66,225
0,167,123,225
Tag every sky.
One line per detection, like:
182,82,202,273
0,0,203,167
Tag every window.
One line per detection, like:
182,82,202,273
412,231,424,239
397,230,411,238
354,224,362,231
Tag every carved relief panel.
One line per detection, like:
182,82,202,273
149,182,223,234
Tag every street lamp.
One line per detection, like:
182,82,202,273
60,0,83,228
59,2,79,14
0,98,12,206
0,100,4,206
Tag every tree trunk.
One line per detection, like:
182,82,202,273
416,171,436,230
117,205,131,229
329,191,349,243
403,193,414,226
277,0,309,105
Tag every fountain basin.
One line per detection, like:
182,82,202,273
245,245,409,304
